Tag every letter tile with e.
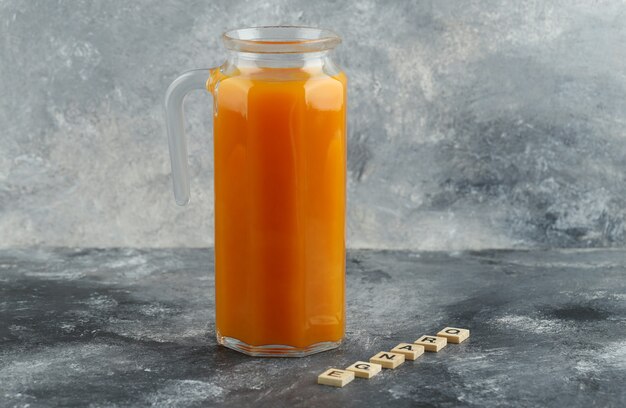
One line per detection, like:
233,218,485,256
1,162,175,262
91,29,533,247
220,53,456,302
317,368,355,387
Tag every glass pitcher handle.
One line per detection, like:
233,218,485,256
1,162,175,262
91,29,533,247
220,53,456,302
164,69,214,205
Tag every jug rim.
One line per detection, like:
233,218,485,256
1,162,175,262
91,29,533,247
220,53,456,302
222,26,341,54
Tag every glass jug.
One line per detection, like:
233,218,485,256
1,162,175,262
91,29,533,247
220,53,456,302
164,26,346,357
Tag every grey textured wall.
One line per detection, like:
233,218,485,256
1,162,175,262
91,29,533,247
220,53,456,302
1,0,626,249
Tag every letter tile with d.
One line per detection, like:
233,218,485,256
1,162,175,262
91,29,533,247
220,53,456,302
437,327,470,344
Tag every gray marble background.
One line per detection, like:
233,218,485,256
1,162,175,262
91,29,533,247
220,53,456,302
1,0,626,249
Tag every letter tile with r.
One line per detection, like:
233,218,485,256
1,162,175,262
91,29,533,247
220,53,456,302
414,335,447,352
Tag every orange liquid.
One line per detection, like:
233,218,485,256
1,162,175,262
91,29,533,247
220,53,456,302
211,65,346,348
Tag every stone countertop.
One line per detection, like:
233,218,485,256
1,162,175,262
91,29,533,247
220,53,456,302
1,248,625,407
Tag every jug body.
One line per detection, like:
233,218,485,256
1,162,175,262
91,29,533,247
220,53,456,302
165,27,346,357
214,50,346,356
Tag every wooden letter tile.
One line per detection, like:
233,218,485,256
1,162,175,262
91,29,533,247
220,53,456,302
369,351,405,369
391,343,425,360
437,327,470,344
346,361,382,379
318,368,355,387
414,335,447,352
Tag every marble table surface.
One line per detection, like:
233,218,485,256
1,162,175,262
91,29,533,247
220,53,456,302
1,248,625,407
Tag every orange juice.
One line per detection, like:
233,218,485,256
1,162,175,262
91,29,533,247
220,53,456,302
211,66,346,349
